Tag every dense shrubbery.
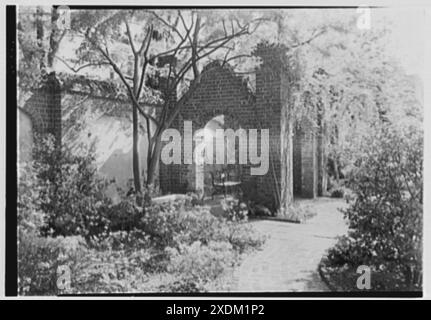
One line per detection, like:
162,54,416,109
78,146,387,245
164,241,235,292
141,201,265,251
327,179,353,199
19,204,265,294
18,233,87,295
18,135,265,295
322,125,423,291
105,197,145,232
221,198,249,221
330,186,345,198
29,135,114,239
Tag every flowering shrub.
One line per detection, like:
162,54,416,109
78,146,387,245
227,222,266,253
18,199,265,294
17,163,45,235
105,197,145,232
323,125,423,291
28,134,113,239
142,202,264,252
330,187,345,198
163,241,236,292
18,232,87,295
221,198,249,222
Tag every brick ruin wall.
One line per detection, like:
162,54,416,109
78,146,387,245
159,60,260,201
21,73,62,144
21,47,327,211
160,47,325,210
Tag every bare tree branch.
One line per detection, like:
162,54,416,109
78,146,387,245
151,10,185,42
56,55,111,73
86,34,160,127
191,12,201,80
291,28,327,49
174,28,248,89
136,25,153,99
124,18,137,55
138,25,152,55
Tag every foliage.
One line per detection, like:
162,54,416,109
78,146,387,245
141,202,265,252
17,163,46,235
105,197,145,232
18,7,425,294
330,188,344,198
18,231,87,295
187,191,205,206
282,202,316,223
17,6,67,87
17,7,49,86
324,124,423,290
293,12,423,179
25,134,113,239
248,203,273,217
18,186,265,294
163,241,236,292
66,9,264,188
221,197,249,222
226,222,266,254
329,182,346,198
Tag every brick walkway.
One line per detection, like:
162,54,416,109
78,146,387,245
232,198,349,292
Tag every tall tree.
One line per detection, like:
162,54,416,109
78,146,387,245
18,6,67,86
66,9,262,201
296,10,422,182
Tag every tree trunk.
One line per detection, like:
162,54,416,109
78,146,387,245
47,7,63,70
146,133,163,187
317,114,328,196
132,104,142,196
334,158,340,184
36,6,46,72
323,124,329,193
279,80,294,216
279,110,293,216
47,7,58,69
277,15,294,217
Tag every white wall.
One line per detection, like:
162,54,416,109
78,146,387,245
66,114,151,190
17,108,33,164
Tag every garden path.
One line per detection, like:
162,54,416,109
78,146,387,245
231,198,349,292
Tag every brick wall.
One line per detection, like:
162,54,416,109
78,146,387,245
20,47,322,210
159,60,259,197
252,44,289,209
22,72,62,145
160,44,321,209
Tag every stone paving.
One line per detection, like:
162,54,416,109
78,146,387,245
231,198,349,292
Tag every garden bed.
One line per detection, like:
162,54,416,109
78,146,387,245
318,255,421,292
18,200,266,295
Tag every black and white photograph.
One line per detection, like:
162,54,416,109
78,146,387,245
2,1,429,299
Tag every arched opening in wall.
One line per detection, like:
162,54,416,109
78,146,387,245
193,115,242,199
